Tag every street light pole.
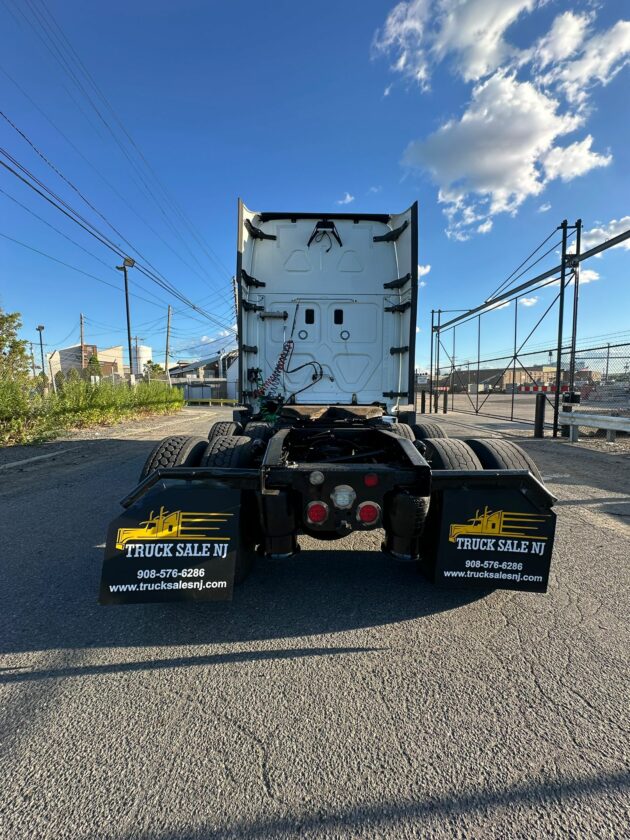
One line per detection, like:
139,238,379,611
116,257,135,380
36,325,45,380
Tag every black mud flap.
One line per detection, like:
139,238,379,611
100,481,240,604
429,472,556,592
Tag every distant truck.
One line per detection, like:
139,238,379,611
101,201,556,604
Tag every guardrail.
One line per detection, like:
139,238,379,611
560,412,630,443
185,398,238,406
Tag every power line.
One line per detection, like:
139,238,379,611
17,0,235,296
486,228,559,301
0,63,234,303
0,231,165,309
0,150,237,333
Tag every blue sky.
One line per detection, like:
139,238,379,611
1,0,629,371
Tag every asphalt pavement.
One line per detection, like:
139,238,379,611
0,407,628,839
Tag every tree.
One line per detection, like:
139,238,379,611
54,370,66,391
144,360,164,377
86,354,101,378
0,308,30,381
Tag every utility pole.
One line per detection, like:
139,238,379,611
552,220,568,437
568,219,582,394
80,312,85,369
116,257,135,380
29,342,36,377
165,305,172,384
36,325,45,381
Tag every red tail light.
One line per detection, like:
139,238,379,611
363,473,379,487
306,501,329,524
357,502,381,524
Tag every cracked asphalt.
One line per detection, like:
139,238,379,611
0,407,628,839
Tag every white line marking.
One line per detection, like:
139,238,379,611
0,449,72,470
542,474,571,480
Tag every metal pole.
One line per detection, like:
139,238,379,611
117,258,135,381
36,325,45,379
434,310,441,414
605,343,610,382
568,219,582,393
429,309,434,413
553,220,568,437
511,297,518,420
534,392,545,438
165,305,172,385
80,312,85,370
476,315,481,413
451,328,455,411
124,267,134,378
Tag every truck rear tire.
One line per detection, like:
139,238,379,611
464,438,542,481
419,439,483,578
139,435,209,482
423,438,482,470
387,423,415,440
208,421,242,441
412,421,448,440
201,435,255,468
243,421,274,443
201,435,258,583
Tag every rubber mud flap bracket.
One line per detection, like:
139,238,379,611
100,482,241,604
431,484,556,592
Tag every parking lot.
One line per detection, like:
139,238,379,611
0,407,628,839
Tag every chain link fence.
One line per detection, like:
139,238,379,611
422,218,630,438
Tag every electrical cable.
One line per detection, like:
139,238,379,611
0,152,237,333
486,228,557,301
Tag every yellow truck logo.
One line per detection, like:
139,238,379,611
448,506,548,543
116,507,233,550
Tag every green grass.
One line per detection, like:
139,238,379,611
0,379,183,445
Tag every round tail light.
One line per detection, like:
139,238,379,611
306,501,329,524
363,473,379,487
357,502,381,524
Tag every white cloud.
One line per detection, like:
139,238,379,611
519,296,538,306
416,325,421,333
582,216,630,251
538,202,551,213
368,185,382,194
419,280,427,288
418,263,431,276
373,0,431,88
336,192,355,205
384,84,393,97
432,0,535,82
375,4,630,239
404,73,590,234
533,12,591,69
373,0,535,87
543,135,611,182
487,299,510,311
580,268,599,284
542,20,630,104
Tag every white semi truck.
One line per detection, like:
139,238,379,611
101,201,556,604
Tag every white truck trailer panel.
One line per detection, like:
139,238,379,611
237,202,418,412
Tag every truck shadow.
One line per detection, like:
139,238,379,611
0,435,489,656
2,546,488,655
